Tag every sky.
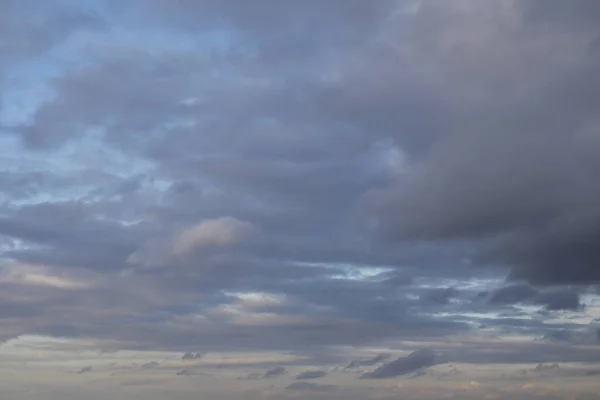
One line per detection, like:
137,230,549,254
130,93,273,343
1,0,600,399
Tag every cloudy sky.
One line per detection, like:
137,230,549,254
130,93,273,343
1,0,600,399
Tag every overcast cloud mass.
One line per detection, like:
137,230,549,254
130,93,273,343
1,1,600,399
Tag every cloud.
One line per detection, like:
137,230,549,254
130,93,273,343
534,291,583,311
543,330,573,342
241,366,287,380
1,5,600,399
0,262,91,289
176,369,192,376
534,363,560,372
347,354,391,369
584,369,600,376
489,285,539,305
172,217,257,256
419,287,459,306
77,366,92,374
140,361,160,370
295,370,327,380
361,349,438,379
0,0,105,77
285,382,337,392
524,0,600,27
181,352,203,360
262,366,286,379
488,285,583,311
366,0,600,285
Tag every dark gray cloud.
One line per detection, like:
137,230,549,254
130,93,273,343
140,361,160,370
535,291,583,311
367,1,600,285
584,369,600,376
237,366,286,380
543,329,573,342
488,285,583,311
520,362,600,379
77,366,92,374
346,354,391,369
534,363,560,372
419,287,459,306
361,349,438,379
295,370,327,380
379,271,414,287
176,369,192,376
489,285,539,305
262,366,286,379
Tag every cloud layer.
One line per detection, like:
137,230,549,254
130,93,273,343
1,1,600,399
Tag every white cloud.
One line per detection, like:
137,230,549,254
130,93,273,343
0,262,91,289
172,217,257,255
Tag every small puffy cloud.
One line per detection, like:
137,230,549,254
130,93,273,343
176,369,192,376
238,372,263,380
181,352,202,360
173,217,257,255
534,363,560,372
361,349,437,379
140,361,160,369
295,370,327,380
262,366,286,378
241,366,286,380
77,366,92,374
285,382,336,391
